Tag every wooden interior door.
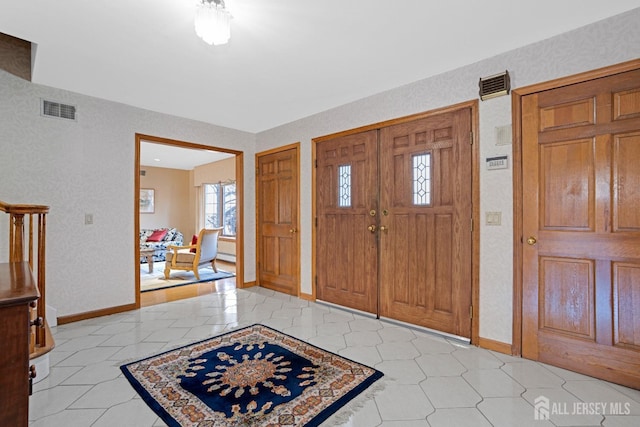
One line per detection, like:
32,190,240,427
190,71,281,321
378,110,473,337
522,68,640,388
316,131,379,314
257,147,300,295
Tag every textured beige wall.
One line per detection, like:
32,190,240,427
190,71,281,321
0,71,255,318
194,156,235,186
193,157,236,257
255,8,640,345
139,166,194,240
2,9,639,330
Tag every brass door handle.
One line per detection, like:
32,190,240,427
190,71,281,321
289,228,297,234
380,225,388,232
527,236,537,245
367,224,377,233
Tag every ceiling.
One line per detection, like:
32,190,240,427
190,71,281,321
139,141,234,170
1,1,639,135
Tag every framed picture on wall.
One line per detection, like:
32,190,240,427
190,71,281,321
140,188,155,213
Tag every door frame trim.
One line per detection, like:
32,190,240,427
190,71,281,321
510,58,640,356
255,142,301,295
312,100,480,344
134,133,245,308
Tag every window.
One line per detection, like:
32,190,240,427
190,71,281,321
203,181,236,237
338,164,352,207
412,153,431,205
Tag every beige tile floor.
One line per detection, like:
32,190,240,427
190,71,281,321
30,286,640,426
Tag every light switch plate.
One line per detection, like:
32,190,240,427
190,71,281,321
85,213,93,225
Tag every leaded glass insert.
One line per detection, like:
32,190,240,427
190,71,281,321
412,153,431,205
338,164,351,207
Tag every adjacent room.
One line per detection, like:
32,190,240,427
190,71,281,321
137,140,238,296
1,1,639,426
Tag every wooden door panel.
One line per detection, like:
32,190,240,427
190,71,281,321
613,88,640,121
613,262,640,351
257,148,299,295
433,214,454,312
537,333,640,387
539,257,595,340
539,97,596,132
316,131,378,314
614,132,640,231
540,139,594,230
379,110,472,337
522,68,640,388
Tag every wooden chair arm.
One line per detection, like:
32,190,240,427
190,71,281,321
166,244,195,251
165,244,195,268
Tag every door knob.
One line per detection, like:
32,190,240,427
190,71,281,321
527,236,537,245
380,225,388,232
367,224,377,233
289,228,297,234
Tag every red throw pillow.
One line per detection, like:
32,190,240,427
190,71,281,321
190,234,198,253
146,229,168,242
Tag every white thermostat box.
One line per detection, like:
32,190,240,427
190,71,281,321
486,155,508,170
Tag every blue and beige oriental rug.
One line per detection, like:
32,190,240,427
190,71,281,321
120,324,384,426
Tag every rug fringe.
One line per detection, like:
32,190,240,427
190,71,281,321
321,378,387,426
118,339,211,367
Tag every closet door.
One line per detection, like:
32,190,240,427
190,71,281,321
316,130,379,314
521,68,640,388
257,147,300,295
378,109,473,338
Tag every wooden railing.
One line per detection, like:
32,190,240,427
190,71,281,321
0,200,51,357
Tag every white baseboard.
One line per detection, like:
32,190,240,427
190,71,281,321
31,353,50,383
47,305,57,327
218,253,236,263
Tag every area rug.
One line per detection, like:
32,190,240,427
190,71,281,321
141,267,235,292
120,324,384,426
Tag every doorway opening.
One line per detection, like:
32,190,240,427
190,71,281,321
134,133,244,307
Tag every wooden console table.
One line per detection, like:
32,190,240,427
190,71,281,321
140,248,155,273
0,262,39,427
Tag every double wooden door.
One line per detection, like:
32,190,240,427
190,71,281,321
521,67,640,388
317,107,473,338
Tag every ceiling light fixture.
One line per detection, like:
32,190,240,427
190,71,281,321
194,0,232,46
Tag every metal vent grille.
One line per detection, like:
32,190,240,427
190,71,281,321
140,170,146,176
42,99,77,120
479,71,510,101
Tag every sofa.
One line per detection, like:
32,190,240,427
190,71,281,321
140,228,184,263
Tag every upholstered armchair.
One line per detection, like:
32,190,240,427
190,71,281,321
164,228,222,280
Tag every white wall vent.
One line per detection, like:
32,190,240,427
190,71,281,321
495,124,512,146
41,99,77,121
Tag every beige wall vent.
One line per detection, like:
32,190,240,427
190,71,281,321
479,71,510,101
41,99,77,121
495,124,512,146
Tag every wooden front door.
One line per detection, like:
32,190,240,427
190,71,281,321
379,110,473,337
316,131,379,314
316,107,473,338
257,146,300,295
521,68,640,388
